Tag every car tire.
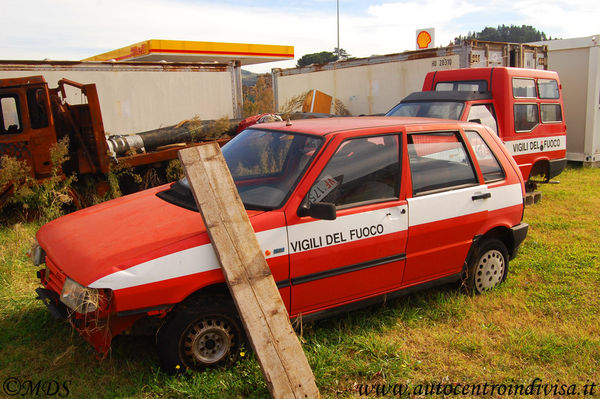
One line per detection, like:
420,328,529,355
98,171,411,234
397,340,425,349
156,294,245,373
464,238,509,294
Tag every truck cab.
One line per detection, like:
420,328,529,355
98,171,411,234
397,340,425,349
1,76,57,180
386,67,567,186
0,76,109,192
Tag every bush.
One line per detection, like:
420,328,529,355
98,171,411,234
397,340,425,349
0,137,75,223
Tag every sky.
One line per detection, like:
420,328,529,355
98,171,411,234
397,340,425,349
2,0,599,73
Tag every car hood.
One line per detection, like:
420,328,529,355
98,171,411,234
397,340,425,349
37,184,266,287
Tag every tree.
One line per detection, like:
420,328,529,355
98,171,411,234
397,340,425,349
296,48,350,67
454,25,548,44
242,75,274,117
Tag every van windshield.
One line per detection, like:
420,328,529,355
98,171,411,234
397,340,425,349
386,101,464,120
160,129,324,211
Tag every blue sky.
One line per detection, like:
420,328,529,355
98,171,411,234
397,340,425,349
2,0,598,73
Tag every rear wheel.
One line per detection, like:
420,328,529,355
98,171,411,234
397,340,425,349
464,239,509,294
156,295,244,373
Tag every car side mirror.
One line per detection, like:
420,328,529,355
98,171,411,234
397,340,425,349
298,202,337,220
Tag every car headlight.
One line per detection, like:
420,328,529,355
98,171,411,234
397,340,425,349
60,278,102,314
30,239,46,266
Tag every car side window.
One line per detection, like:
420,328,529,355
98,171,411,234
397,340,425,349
308,135,399,207
514,104,539,132
512,78,536,98
466,104,498,135
408,131,478,195
1,96,22,135
540,103,562,123
537,79,560,99
465,130,505,183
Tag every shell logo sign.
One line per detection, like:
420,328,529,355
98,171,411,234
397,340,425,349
416,28,435,50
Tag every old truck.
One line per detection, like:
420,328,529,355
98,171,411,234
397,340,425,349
386,67,567,189
0,75,231,207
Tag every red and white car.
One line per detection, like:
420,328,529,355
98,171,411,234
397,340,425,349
32,117,528,372
387,67,567,189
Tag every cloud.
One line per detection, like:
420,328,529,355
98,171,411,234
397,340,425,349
1,0,598,73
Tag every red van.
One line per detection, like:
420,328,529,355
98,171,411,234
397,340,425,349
32,117,528,372
387,67,567,189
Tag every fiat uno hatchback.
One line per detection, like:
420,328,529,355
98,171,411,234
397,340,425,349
32,117,528,372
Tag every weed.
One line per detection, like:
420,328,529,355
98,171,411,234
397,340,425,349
0,137,75,223
0,166,599,398
280,91,312,120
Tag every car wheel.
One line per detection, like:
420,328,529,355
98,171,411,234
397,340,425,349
465,238,509,294
156,295,245,373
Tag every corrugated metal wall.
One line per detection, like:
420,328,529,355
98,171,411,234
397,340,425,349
0,61,237,135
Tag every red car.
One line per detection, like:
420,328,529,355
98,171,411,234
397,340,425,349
387,67,567,189
32,117,528,372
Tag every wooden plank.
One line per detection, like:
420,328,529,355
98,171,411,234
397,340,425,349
178,143,320,399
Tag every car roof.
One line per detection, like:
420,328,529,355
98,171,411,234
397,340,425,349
401,91,493,103
248,116,473,137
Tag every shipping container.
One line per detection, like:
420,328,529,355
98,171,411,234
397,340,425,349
0,60,242,136
534,35,600,166
272,40,547,116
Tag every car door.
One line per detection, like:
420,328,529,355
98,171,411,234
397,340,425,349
403,129,490,286
286,133,408,316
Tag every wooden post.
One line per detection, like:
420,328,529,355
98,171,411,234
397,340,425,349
178,143,320,399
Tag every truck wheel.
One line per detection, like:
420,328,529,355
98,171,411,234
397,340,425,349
464,239,509,294
156,296,244,373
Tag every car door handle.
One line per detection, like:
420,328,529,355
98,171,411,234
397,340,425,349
472,192,492,201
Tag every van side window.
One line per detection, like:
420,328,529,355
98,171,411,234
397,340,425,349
465,130,505,182
540,104,562,123
512,78,536,98
408,132,477,195
537,79,560,99
466,104,498,134
308,135,399,207
1,96,22,134
514,104,539,132
435,80,487,92
27,88,49,129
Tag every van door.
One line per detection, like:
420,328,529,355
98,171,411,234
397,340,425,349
287,134,408,316
403,130,489,285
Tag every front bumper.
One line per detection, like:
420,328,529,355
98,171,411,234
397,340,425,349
35,262,136,356
510,222,529,259
35,287,69,320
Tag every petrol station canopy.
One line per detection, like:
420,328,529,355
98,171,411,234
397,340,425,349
84,39,294,66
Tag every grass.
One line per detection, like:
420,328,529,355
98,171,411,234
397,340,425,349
0,165,599,398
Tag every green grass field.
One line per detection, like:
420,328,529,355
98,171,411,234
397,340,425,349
1,165,598,398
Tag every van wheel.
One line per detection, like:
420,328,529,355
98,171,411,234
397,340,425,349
156,296,244,373
465,239,509,294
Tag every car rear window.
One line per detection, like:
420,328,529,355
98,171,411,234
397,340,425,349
465,130,505,183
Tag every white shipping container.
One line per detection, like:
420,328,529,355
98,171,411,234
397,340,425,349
272,40,547,116
0,61,242,135
535,35,600,165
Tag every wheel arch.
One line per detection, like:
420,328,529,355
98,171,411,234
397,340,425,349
466,225,514,269
170,283,233,315
528,158,550,181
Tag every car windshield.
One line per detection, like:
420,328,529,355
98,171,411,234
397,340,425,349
179,129,323,210
386,101,464,120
